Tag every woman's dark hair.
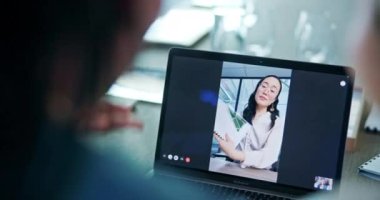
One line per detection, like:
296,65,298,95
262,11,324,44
242,75,282,129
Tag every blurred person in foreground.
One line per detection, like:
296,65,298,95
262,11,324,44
352,0,380,104
309,0,380,199
1,0,204,199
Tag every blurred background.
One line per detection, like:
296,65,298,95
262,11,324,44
109,0,357,103
139,0,355,68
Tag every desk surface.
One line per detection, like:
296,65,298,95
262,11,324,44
209,157,278,183
85,101,380,199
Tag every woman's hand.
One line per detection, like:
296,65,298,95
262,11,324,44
214,132,245,162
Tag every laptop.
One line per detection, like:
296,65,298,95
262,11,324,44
152,48,354,199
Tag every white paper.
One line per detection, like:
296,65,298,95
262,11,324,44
213,100,247,145
214,100,235,138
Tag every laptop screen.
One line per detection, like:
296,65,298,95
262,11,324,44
155,48,353,193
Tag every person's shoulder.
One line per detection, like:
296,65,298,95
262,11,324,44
274,115,285,127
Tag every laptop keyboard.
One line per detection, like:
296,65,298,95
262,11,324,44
191,180,294,200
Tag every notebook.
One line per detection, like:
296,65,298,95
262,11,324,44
152,48,354,198
359,154,380,181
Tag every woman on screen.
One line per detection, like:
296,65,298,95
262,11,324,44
214,75,284,170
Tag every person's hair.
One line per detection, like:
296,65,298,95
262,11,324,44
4,0,133,133
373,0,380,32
2,0,134,196
242,75,282,129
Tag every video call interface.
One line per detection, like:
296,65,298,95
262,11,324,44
158,56,351,191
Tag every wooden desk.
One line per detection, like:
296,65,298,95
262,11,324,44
85,101,380,199
338,132,380,199
209,157,277,183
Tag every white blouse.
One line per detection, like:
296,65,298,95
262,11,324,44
235,112,284,169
